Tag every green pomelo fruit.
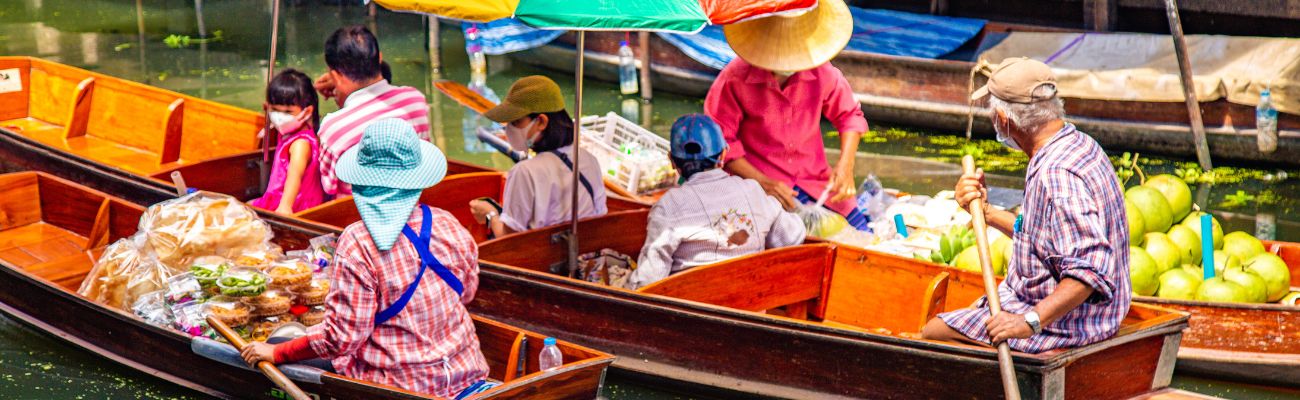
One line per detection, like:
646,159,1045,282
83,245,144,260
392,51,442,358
1222,231,1266,262
1244,253,1293,302
1222,266,1268,303
1181,211,1224,250
1157,269,1202,300
991,236,1011,276
1129,246,1160,296
1143,174,1193,222
1213,250,1242,274
1125,200,1146,246
1166,225,1202,266
1126,186,1174,233
1196,277,1249,303
1143,232,1182,274
953,246,982,274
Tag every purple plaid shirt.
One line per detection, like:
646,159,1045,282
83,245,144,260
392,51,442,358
940,124,1131,353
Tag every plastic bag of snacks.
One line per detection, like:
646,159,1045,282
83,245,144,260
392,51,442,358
139,192,277,270
576,249,637,288
78,193,280,311
132,290,172,327
78,236,170,310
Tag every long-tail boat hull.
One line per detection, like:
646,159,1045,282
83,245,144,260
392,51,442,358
472,210,1189,399
510,27,1300,166
0,171,613,399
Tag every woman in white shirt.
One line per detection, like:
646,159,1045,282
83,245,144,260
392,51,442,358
469,76,608,237
627,114,805,289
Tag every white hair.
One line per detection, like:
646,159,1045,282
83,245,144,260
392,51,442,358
987,84,1065,134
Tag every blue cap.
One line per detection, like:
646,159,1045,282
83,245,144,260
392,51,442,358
669,114,727,161
543,337,556,346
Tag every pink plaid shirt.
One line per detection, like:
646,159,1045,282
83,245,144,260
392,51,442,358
318,80,431,197
704,58,869,216
940,124,1131,353
306,206,488,396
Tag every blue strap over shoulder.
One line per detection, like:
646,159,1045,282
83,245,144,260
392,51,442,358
373,205,465,326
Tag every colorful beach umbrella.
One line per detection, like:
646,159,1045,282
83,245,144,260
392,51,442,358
370,0,817,31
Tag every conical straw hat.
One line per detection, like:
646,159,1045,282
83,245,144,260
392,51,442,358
722,0,852,72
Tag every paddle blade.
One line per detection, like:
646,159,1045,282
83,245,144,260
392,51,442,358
434,80,496,114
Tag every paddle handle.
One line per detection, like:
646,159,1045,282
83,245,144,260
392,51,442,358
962,155,1021,400
206,316,312,400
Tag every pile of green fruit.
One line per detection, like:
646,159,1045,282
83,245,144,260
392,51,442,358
923,226,1012,276
1125,175,1295,304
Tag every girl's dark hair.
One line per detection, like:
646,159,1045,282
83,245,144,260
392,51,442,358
528,110,576,153
671,154,722,181
266,68,320,129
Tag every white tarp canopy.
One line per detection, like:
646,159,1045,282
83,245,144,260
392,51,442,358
979,32,1300,115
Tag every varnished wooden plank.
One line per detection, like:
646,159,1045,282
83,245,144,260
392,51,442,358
822,246,950,334
919,272,949,331
0,172,41,231
159,98,185,164
63,77,94,139
638,245,830,312
84,198,112,250
478,210,650,272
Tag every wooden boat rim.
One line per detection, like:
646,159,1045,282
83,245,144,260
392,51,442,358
1177,346,1300,366
1137,295,1300,311
477,256,1187,371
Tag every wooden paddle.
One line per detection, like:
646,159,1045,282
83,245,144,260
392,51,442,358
206,316,312,400
961,155,1021,400
434,80,495,115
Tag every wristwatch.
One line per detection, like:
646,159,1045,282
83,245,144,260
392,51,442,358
484,211,498,226
1024,311,1042,334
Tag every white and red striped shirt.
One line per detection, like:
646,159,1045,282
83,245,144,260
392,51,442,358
318,80,431,196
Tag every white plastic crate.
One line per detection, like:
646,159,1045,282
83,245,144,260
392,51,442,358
578,112,678,195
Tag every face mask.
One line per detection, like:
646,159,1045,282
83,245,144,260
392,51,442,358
269,109,307,134
993,114,1022,152
504,119,538,151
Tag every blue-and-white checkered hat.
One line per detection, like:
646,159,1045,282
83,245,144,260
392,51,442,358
336,119,447,250
669,114,727,161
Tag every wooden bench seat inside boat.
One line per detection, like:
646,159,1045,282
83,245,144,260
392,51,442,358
0,172,142,291
0,57,262,176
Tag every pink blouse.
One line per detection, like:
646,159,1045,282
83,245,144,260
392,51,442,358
249,128,325,213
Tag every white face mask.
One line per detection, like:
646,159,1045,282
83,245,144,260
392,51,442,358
504,118,538,152
269,109,307,134
993,114,1022,152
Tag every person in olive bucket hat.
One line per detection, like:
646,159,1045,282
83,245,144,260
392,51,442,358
469,75,608,238
242,119,497,398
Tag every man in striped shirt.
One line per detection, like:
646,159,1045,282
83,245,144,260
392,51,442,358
921,58,1131,353
314,25,431,197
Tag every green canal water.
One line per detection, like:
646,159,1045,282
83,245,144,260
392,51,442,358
2,1,1299,398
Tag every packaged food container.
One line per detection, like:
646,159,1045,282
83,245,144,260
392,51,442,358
235,250,278,267
216,267,268,297
189,256,231,289
243,289,294,317
266,260,312,290
294,279,330,306
204,297,252,327
248,314,296,342
165,272,206,304
299,305,326,326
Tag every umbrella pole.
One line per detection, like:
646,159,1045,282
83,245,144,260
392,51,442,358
568,32,586,273
260,0,282,193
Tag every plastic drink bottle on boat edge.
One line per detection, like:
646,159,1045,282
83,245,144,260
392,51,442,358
539,337,563,371
1257,88,1279,153
618,40,638,95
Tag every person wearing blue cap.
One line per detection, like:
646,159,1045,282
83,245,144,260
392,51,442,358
241,119,495,398
625,114,806,289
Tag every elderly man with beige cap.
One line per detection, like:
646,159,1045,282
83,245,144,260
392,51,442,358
921,58,1131,353
704,0,872,231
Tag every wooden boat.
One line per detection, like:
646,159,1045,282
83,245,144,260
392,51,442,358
0,56,649,238
510,26,1300,166
1129,240,1300,387
0,171,613,399
472,209,1190,399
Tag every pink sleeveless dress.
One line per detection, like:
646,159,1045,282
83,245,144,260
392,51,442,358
249,128,326,213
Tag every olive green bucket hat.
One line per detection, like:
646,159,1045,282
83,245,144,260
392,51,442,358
484,75,567,123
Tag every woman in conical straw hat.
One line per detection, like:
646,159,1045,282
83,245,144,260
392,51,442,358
242,119,497,398
704,0,873,230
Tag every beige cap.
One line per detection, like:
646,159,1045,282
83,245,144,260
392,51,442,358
971,57,1058,103
485,75,567,123
722,0,852,73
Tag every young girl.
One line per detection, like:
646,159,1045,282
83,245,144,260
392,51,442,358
249,69,326,214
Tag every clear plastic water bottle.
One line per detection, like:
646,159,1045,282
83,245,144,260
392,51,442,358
1257,88,1279,153
618,40,638,95
621,98,640,122
461,68,499,154
466,25,487,75
539,337,563,371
